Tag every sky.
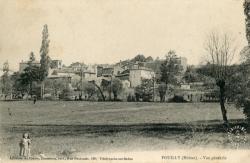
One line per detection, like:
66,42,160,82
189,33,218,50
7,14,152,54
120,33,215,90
0,0,247,71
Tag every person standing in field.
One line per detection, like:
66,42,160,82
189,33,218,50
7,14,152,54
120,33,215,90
19,133,31,158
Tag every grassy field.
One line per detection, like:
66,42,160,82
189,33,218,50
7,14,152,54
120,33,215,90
0,101,249,159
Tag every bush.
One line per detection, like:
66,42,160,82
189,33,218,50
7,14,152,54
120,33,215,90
142,94,153,102
135,93,140,102
169,95,187,103
113,98,122,102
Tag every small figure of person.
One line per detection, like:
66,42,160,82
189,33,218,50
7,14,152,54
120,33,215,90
19,133,31,159
33,95,37,104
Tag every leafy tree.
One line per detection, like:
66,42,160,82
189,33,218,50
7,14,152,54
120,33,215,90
89,80,106,101
196,65,218,91
61,84,72,100
19,65,41,96
111,78,123,101
240,0,250,122
183,66,198,83
160,50,183,99
160,50,182,85
225,63,250,120
135,79,153,102
84,82,96,100
203,31,237,125
184,65,215,85
145,56,154,62
40,24,50,81
71,77,86,91
131,54,146,63
158,82,167,102
101,79,111,100
10,72,27,98
45,79,67,97
11,53,40,97
240,46,250,63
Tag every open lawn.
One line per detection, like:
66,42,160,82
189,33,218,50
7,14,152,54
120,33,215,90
0,101,249,159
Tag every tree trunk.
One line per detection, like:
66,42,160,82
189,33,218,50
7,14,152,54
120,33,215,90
40,81,44,100
92,82,105,101
217,80,228,125
88,93,93,100
113,92,117,101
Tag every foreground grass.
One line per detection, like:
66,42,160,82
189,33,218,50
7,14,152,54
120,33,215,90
0,101,245,125
0,101,249,158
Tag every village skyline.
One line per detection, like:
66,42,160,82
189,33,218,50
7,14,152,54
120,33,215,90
0,0,247,71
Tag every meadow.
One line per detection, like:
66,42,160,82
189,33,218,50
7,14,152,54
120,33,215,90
0,101,248,159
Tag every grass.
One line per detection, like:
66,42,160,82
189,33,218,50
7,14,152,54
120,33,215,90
0,101,249,159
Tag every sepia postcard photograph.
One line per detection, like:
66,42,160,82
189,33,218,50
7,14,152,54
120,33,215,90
0,0,250,162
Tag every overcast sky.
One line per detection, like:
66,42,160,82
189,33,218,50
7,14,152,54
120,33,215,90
0,0,247,71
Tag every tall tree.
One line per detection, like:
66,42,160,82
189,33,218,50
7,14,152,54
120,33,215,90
160,50,182,91
39,24,50,99
40,24,50,81
45,79,67,97
203,31,237,125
